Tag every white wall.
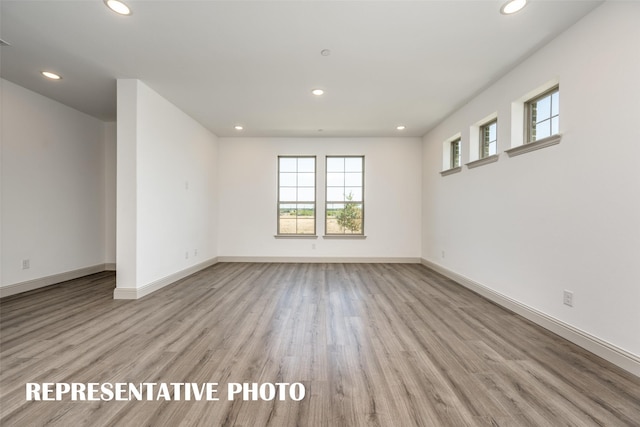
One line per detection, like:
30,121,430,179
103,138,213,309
116,80,138,291
218,137,422,260
422,2,640,358
115,80,218,296
104,122,117,267
1,79,107,289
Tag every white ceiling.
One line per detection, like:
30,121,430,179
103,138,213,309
0,0,602,137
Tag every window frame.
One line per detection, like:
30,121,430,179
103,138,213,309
479,119,498,159
276,155,317,236
525,85,559,144
450,138,461,169
325,155,365,236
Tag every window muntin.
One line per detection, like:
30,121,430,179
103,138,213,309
278,156,316,235
480,120,497,158
325,156,364,235
450,139,461,168
527,86,559,143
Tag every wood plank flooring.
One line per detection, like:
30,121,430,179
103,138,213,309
1,263,639,426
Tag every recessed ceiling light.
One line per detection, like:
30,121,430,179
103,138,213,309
320,49,331,57
104,0,132,16
500,0,527,15
234,125,244,131
41,71,62,80
311,89,324,96
396,125,406,131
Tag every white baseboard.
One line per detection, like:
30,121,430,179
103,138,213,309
105,263,116,271
113,257,218,300
420,258,640,377
217,256,421,264
0,264,111,298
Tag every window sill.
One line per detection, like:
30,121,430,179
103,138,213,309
274,235,318,239
323,235,367,239
440,166,462,177
506,134,562,158
466,154,499,169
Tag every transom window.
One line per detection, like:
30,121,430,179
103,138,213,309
480,120,497,158
277,156,316,235
326,156,364,235
526,86,559,143
450,139,461,169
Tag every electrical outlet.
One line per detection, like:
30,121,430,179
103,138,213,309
22,259,30,270
563,290,574,307
441,250,445,259
312,243,316,250
185,251,189,259
194,249,198,257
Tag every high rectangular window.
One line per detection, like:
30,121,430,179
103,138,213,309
480,120,497,158
526,86,559,143
326,156,364,235
277,156,316,235
450,139,461,168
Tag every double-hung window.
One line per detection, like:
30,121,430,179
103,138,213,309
326,156,364,235
480,120,497,158
277,156,316,235
526,86,559,143
450,139,461,169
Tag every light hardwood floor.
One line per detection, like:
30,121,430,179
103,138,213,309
1,263,639,426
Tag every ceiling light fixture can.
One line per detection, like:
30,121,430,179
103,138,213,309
396,125,406,131
234,125,244,131
311,89,324,96
500,0,527,15
41,71,62,80
105,0,132,16
320,49,331,57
